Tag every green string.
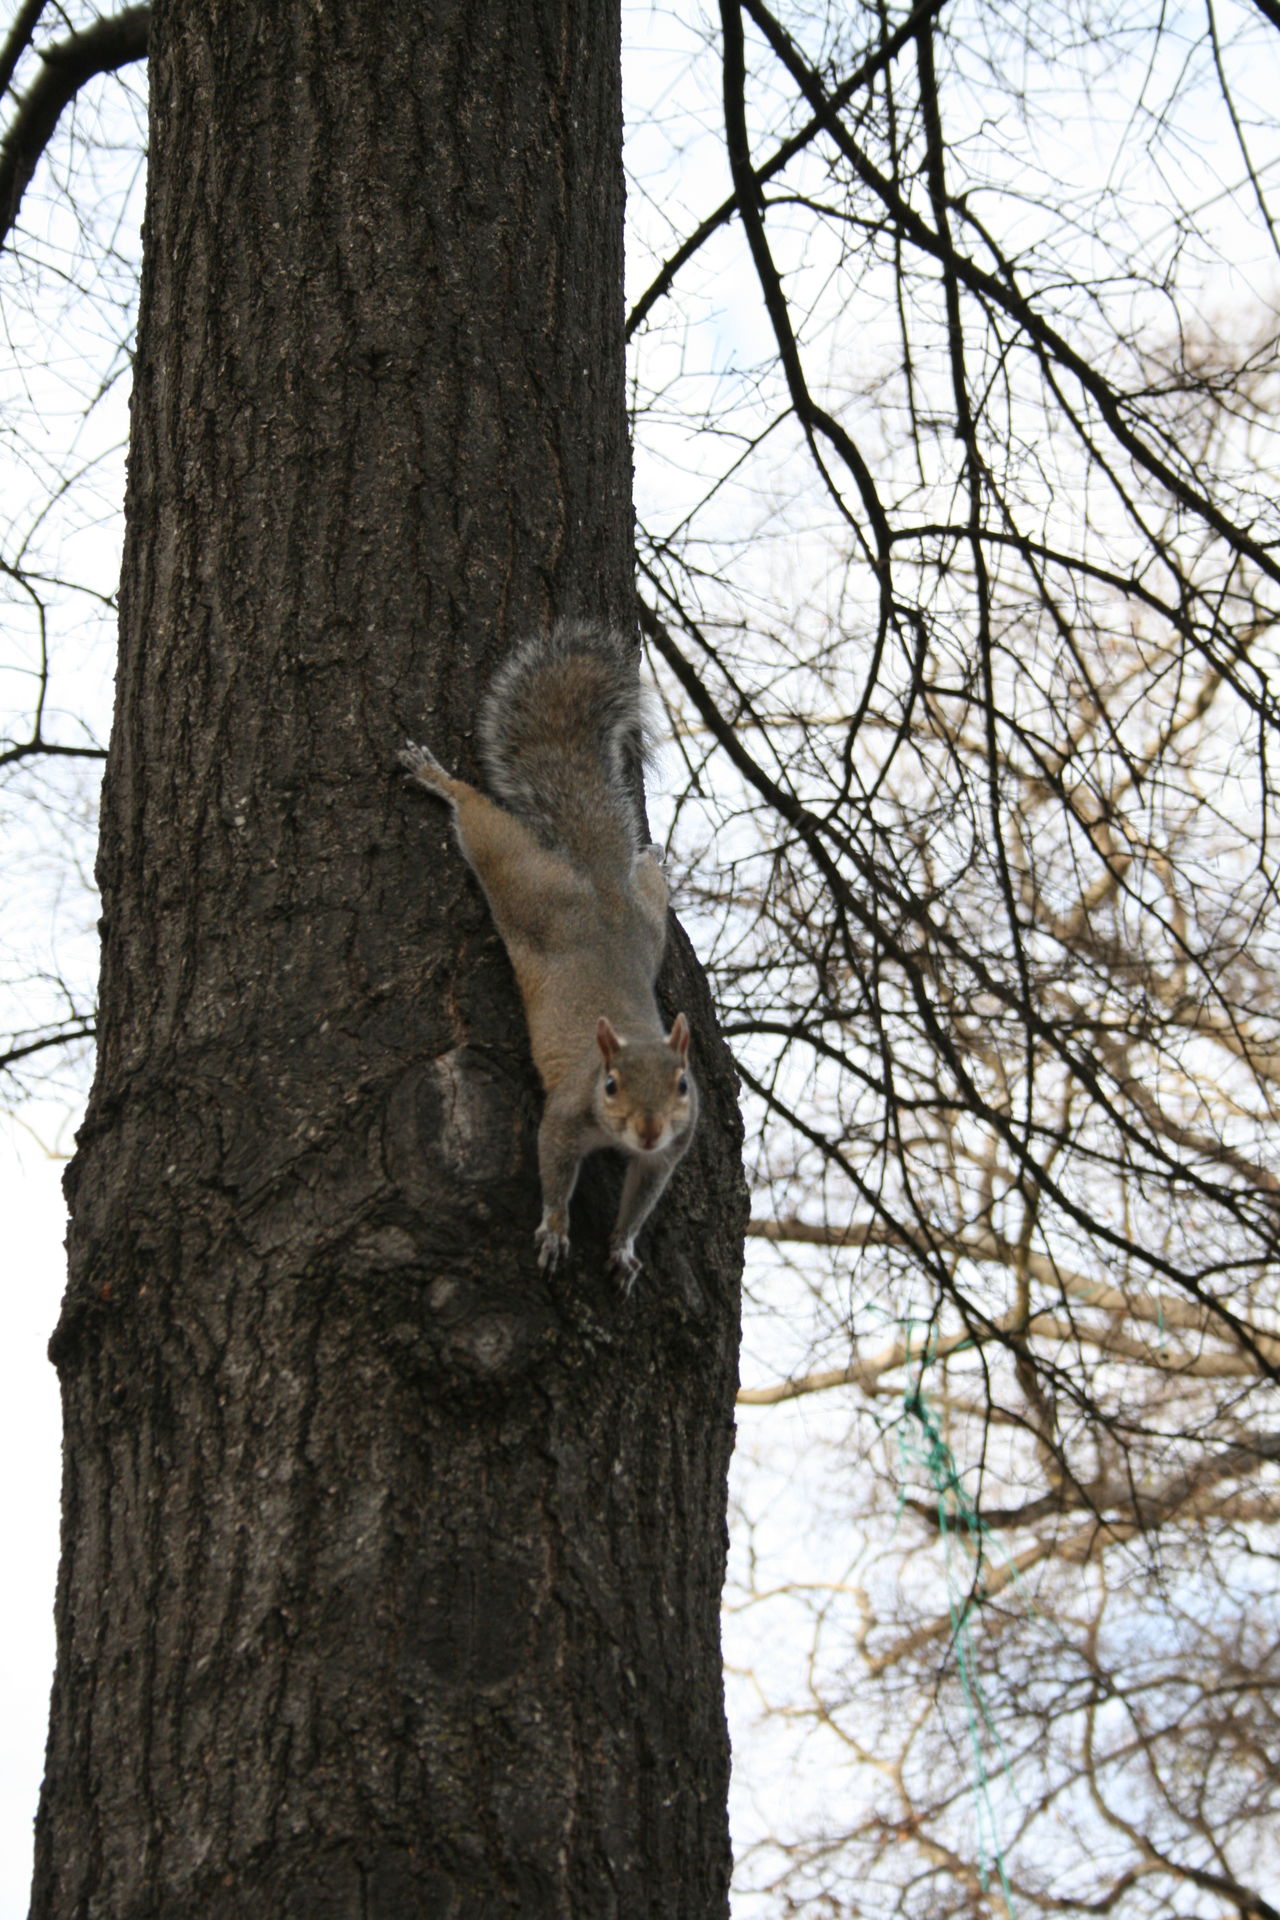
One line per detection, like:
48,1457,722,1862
895,1335,1019,1917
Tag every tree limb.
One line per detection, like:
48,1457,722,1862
0,4,149,249
625,0,946,339
0,0,48,104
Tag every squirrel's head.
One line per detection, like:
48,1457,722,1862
594,1014,695,1153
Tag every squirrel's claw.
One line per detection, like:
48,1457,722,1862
608,1242,642,1295
399,740,445,780
535,1225,571,1273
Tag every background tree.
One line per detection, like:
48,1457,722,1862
6,1,1280,1915
623,4,1280,1913
16,2,744,1914
0,1,145,1106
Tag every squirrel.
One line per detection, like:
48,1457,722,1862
399,622,697,1290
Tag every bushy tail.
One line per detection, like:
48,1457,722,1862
479,622,652,878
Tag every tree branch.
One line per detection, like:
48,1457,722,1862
746,1215,1280,1368
1,1020,97,1075
625,0,946,339
0,4,149,248
738,0,1280,607
0,738,108,768
0,0,48,104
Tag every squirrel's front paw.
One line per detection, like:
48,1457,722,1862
535,1224,571,1273
608,1242,642,1294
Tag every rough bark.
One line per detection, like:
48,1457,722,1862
31,2,744,1915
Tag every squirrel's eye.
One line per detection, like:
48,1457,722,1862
678,1074,689,1095
604,1074,618,1096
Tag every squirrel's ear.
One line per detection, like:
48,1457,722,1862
597,1016,624,1062
667,1012,691,1061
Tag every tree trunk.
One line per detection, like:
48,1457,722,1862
30,2,744,1914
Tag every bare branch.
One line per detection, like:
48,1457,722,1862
0,0,48,104
0,4,149,248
